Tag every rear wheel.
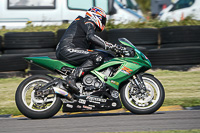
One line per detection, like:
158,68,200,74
120,74,165,114
15,75,62,119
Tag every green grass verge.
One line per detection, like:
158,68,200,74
0,69,200,115
0,23,70,36
0,77,24,115
106,17,200,30
150,69,200,107
100,129,200,133
1,17,200,37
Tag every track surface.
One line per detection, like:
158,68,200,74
0,110,200,133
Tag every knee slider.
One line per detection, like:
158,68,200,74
91,53,104,65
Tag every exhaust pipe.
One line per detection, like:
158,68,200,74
53,84,73,100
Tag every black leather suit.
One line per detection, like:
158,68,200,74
56,16,106,74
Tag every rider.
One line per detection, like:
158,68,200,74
56,7,120,94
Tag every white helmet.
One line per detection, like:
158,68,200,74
86,7,107,31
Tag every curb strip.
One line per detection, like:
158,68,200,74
9,105,184,118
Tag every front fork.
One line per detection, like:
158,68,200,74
130,73,147,93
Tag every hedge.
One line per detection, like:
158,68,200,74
1,17,200,36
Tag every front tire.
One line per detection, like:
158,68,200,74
15,75,62,119
120,74,165,114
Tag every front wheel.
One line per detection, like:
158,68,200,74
120,74,165,114
15,75,62,119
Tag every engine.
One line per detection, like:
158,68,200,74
83,74,102,89
76,67,115,95
83,74,102,87
76,74,103,95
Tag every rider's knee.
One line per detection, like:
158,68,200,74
90,52,104,66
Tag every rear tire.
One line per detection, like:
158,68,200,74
120,74,165,114
15,75,62,119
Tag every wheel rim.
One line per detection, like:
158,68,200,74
22,79,57,112
125,77,160,109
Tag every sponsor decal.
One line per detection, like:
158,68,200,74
144,54,149,60
112,102,117,107
89,100,100,104
67,49,89,54
132,61,139,65
96,55,103,62
88,105,95,108
83,105,92,110
79,99,86,104
61,99,68,103
86,96,107,103
110,80,119,86
77,105,82,108
87,49,94,52
120,66,133,75
66,104,73,108
61,99,74,103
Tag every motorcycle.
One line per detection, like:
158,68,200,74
15,38,165,119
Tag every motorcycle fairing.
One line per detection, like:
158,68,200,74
25,55,151,90
24,38,152,90
24,56,75,71
62,95,122,112
91,58,142,89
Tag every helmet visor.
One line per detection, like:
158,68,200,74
102,16,106,26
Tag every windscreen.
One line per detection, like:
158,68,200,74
118,38,136,48
8,0,56,9
171,0,195,11
117,0,138,10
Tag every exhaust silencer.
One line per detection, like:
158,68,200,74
53,86,73,100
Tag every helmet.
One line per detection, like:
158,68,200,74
86,7,106,31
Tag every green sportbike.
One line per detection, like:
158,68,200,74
15,38,165,119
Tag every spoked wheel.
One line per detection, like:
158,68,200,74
15,75,62,119
120,74,165,114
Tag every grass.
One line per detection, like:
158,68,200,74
100,129,200,133
0,77,25,115
149,69,200,107
0,23,70,36
1,17,200,37
0,69,200,115
106,17,200,30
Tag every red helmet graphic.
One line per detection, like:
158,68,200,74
86,7,107,31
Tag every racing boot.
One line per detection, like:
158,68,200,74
66,68,82,95
66,53,104,95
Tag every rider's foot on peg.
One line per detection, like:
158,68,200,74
66,75,80,95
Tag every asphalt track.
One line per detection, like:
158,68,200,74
0,110,200,133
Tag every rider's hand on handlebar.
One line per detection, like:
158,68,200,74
114,44,126,53
105,42,132,56
105,41,115,50
123,50,130,56
115,45,134,57
115,44,126,51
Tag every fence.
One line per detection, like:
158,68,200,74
0,26,200,78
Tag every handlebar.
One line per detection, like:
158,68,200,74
105,42,135,57
113,44,134,57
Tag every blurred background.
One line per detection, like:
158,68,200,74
0,0,200,116
0,0,200,76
